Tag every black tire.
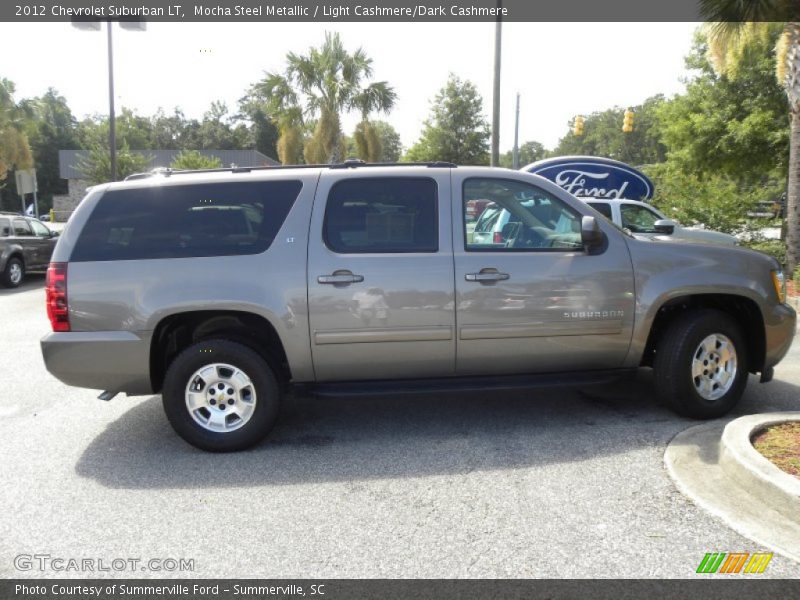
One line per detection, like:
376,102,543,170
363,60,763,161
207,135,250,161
653,309,748,419
162,339,280,451
1,257,24,288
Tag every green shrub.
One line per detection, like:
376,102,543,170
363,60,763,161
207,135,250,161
744,239,786,266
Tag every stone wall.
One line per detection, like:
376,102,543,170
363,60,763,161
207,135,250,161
52,179,89,221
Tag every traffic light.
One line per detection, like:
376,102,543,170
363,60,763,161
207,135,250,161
622,109,634,133
572,116,585,137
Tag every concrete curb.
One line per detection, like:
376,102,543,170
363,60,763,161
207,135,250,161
719,412,800,522
665,418,800,562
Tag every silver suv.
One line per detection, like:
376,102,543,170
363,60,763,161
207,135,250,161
40,163,796,451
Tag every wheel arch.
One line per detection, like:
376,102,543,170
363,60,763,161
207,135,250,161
640,294,765,374
150,310,291,393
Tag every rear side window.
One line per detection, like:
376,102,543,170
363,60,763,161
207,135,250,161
324,177,438,253
13,219,33,236
71,180,302,262
587,202,613,220
0,218,9,237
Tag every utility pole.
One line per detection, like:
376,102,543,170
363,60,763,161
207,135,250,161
73,19,145,182
491,1,502,167
107,23,117,181
512,93,520,169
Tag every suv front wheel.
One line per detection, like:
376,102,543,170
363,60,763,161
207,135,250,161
162,339,280,451
653,309,748,419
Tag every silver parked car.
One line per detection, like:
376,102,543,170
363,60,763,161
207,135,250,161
41,163,795,451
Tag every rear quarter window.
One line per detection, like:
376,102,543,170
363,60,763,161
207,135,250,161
587,202,613,220
70,180,302,262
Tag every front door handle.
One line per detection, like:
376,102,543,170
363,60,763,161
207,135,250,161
318,272,364,285
465,270,510,283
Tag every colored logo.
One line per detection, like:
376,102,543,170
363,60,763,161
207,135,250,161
696,552,773,574
522,156,655,201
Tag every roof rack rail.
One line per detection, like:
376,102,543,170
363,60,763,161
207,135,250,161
329,159,457,169
122,160,457,181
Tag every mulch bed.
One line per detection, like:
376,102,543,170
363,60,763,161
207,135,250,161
752,422,800,479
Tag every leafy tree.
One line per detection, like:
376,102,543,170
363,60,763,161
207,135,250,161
552,96,668,166
76,139,151,184
372,121,402,162
150,107,201,150
170,150,222,170
115,107,154,149
499,140,546,168
656,30,788,180
697,8,800,270
196,101,251,150
251,32,396,164
645,161,778,234
20,88,78,210
237,96,279,160
0,78,33,183
404,74,490,164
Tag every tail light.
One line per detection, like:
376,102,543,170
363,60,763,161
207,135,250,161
493,231,505,244
46,262,70,332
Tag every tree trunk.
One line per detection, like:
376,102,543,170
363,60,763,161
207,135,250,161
785,23,800,274
787,110,800,273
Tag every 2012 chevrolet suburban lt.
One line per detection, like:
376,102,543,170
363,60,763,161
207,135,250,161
40,162,796,451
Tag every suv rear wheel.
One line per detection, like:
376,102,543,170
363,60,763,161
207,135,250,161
653,309,748,419
1,257,24,288
162,339,280,451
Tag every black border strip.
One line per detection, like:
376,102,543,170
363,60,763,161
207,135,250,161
5,0,800,23
4,579,800,600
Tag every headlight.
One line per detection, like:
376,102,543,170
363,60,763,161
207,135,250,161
771,269,786,304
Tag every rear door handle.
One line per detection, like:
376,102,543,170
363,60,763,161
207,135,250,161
318,273,364,284
465,271,510,282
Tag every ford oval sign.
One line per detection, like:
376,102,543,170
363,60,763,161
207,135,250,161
522,156,654,201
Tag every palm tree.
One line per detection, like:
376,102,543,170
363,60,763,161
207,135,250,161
353,81,394,161
699,2,800,271
0,78,33,184
252,32,396,164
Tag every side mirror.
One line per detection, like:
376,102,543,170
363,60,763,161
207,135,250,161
653,219,676,235
581,216,603,249
49,230,59,238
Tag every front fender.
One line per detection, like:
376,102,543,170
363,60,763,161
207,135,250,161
623,238,778,368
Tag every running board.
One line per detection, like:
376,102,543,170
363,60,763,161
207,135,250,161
302,369,636,398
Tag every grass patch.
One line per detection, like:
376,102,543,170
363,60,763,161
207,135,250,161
752,422,800,478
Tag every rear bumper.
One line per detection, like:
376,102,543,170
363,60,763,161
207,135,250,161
763,303,796,372
40,331,153,395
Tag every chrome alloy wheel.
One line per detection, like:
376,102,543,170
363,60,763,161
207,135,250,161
691,334,737,401
8,262,22,285
185,363,257,432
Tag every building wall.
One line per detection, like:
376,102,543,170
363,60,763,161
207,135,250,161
52,179,89,221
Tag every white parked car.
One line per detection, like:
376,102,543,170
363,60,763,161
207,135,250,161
583,198,738,246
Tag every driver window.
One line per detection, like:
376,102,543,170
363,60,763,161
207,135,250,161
464,178,582,251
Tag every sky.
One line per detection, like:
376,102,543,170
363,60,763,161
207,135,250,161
0,21,699,152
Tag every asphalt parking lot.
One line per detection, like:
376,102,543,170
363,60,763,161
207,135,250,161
1,275,799,578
